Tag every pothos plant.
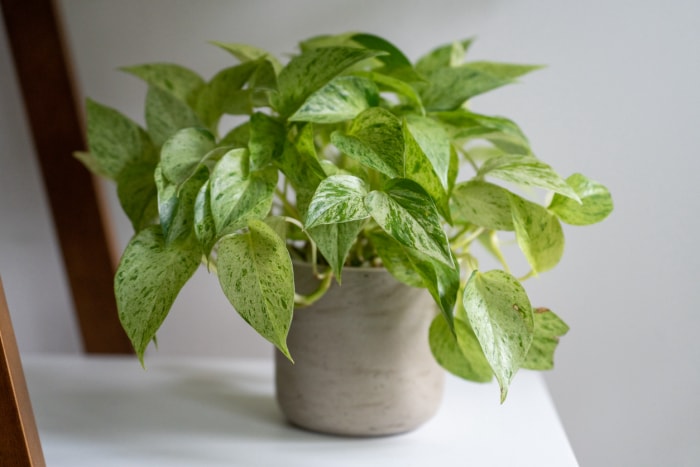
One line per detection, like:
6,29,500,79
77,32,612,402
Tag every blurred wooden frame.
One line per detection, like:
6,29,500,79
1,0,132,353
0,277,46,466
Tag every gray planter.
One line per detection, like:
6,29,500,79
275,263,445,436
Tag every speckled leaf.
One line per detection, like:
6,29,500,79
85,99,153,179
308,220,364,281
273,46,383,117
450,181,514,230
121,63,205,108
217,219,294,360
249,112,285,170
305,175,369,228
479,155,580,202
403,119,450,221
115,226,201,363
461,270,534,402
160,128,216,185
195,61,260,130
369,230,459,321
510,194,565,274
210,149,277,236
429,313,492,382
290,76,379,124
350,33,421,81
404,115,451,188
435,110,530,155
220,121,250,148
155,166,206,244
193,181,216,258
365,179,452,267
145,86,204,147
548,173,613,226
521,308,569,370
117,160,159,232
418,62,541,111
415,39,474,74
210,41,282,73
331,107,404,178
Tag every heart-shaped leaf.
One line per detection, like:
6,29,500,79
290,76,379,124
121,63,205,108
217,219,294,360
510,194,565,274
210,149,277,236
521,308,569,370
160,128,216,185
429,313,492,382
273,46,383,118
115,226,201,363
548,173,613,225
308,220,365,281
145,86,204,147
461,270,534,402
305,175,370,228
451,181,514,230
365,179,452,267
331,107,404,178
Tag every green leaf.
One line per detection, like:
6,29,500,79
479,155,580,202
273,46,383,117
290,76,379,124
209,148,277,236
404,115,451,188
369,230,459,322
210,41,283,73
219,121,250,147
145,86,204,147
429,313,492,382
305,175,370,228
248,112,285,170
195,61,260,130
416,38,474,74
417,62,541,111
217,219,295,359
521,308,569,370
450,181,514,230
435,110,530,155
193,181,216,258
365,178,452,267
85,99,153,179
331,107,404,178
308,220,364,281
461,270,534,402
121,63,205,108
115,226,201,363
160,128,216,185
350,33,421,81
510,194,565,274
403,118,451,221
117,160,159,232
548,173,613,225
154,166,206,244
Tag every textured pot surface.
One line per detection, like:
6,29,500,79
275,263,445,436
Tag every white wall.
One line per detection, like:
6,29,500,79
2,0,698,465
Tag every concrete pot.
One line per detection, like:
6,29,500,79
275,263,445,436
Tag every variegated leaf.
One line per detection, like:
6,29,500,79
305,175,370,228
548,173,613,226
290,76,379,124
510,194,565,274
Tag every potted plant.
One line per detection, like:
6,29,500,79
76,32,612,436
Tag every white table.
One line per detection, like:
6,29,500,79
22,355,578,466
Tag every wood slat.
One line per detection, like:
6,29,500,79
1,0,133,353
0,277,46,466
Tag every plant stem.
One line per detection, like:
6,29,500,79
488,231,511,274
275,187,300,220
294,270,333,307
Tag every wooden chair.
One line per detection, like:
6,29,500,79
1,0,131,354
0,277,46,466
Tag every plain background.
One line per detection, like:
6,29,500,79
1,0,699,465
